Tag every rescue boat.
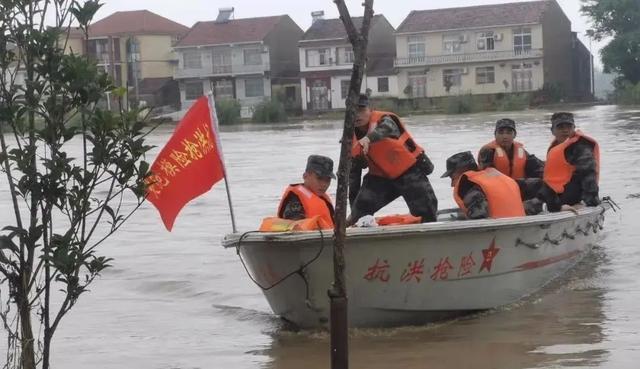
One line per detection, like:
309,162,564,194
222,203,611,328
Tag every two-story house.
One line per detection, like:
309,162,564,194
299,13,396,111
66,10,189,108
173,9,303,117
394,0,592,100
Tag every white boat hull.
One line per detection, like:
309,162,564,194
223,206,607,328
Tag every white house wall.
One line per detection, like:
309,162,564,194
364,75,399,98
396,60,544,98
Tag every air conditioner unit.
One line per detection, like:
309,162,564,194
493,33,504,41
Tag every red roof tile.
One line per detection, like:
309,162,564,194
175,16,286,47
88,10,188,37
397,0,552,34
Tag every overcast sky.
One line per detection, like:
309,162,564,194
90,0,605,66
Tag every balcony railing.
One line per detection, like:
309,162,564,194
175,61,270,79
394,49,544,67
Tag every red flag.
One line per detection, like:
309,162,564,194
146,96,225,231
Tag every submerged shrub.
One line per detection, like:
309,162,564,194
252,98,287,123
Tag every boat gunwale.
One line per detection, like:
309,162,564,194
222,205,607,248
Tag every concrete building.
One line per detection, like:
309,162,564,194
394,0,593,100
173,9,303,117
299,13,396,111
66,10,189,108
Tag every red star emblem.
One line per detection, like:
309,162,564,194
479,237,500,273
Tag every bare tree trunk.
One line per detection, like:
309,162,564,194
330,1,374,369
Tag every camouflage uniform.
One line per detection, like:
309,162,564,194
538,138,600,211
349,116,437,223
281,194,305,220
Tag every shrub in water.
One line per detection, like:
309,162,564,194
252,98,287,123
215,99,241,125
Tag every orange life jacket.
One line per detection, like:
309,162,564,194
478,140,527,179
453,168,525,219
277,184,334,227
376,214,422,226
351,111,424,179
543,130,600,194
259,215,332,232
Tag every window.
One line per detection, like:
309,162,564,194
306,48,330,67
183,50,202,69
407,71,427,97
185,81,203,100
407,36,426,59
212,49,232,74
214,79,234,99
513,27,532,54
443,34,464,54
476,66,495,84
243,48,262,65
477,31,495,51
337,47,354,64
443,68,463,88
244,78,264,97
340,80,350,99
377,77,389,92
512,63,533,91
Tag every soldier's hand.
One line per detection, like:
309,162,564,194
358,137,371,155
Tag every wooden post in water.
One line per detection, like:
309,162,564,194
329,1,374,369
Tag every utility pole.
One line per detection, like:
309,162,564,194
329,1,374,369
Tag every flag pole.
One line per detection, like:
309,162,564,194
207,91,237,233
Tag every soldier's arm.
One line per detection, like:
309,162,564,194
568,141,600,206
281,193,306,220
462,185,490,219
367,116,401,142
477,147,495,169
524,151,545,178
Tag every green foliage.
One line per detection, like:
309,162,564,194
612,80,640,104
251,98,287,123
581,0,640,84
496,93,530,111
444,94,476,114
215,98,241,125
0,2,153,368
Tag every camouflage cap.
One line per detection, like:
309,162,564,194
441,151,478,178
306,155,336,179
551,112,575,129
357,93,370,107
495,118,516,132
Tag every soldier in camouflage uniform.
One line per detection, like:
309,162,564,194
536,112,600,212
349,94,437,224
280,155,335,222
478,118,545,202
441,151,541,219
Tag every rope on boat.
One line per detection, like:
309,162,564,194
235,227,326,307
515,210,606,249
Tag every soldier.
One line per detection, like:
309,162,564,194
278,155,335,225
441,151,531,219
348,94,437,224
478,118,545,201
478,118,544,179
538,112,600,211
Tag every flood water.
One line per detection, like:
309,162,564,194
1,105,640,368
